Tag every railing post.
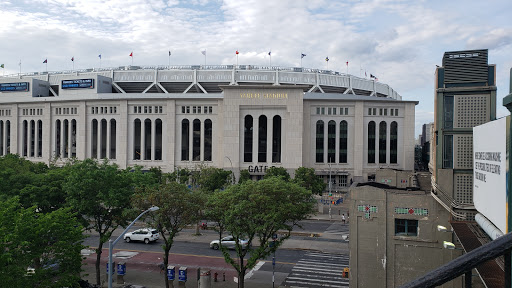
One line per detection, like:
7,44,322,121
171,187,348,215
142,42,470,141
465,271,472,288
505,249,511,288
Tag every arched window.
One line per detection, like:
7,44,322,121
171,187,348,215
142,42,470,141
5,120,10,154
133,119,141,160
258,115,267,162
155,119,162,160
63,120,69,158
0,120,3,156
204,119,212,161
181,119,189,161
110,119,116,159
193,119,201,161
30,120,36,157
70,120,76,158
339,121,348,163
144,119,151,160
244,115,253,162
368,121,375,163
328,120,336,163
101,119,107,159
379,121,387,163
38,120,43,157
272,115,281,163
55,120,61,157
390,121,398,164
316,120,324,163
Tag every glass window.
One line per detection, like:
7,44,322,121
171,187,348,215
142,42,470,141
154,119,162,160
181,106,185,113
345,108,349,115
328,107,332,115
328,121,336,163
395,219,418,236
333,108,337,115
390,122,398,164
339,121,348,163
383,109,387,116
395,109,398,116
321,107,325,115
443,135,453,168
368,108,372,115
444,96,453,129
373,108,376,115
379,108,383,115
192,119,201,161
272,116,281,163
244,115,253,162
204,119,212,161
368,121,375,163
258,115,267,162
316,107,320,115
316,120,324,163
181,119,189,161
379,121,387,163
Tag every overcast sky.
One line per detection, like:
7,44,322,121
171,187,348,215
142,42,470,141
1,0,511,136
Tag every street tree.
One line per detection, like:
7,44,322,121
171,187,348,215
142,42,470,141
293,166,326,195
238,169,250,184
206,177,315,288
0,154,47,201
0,197,84,288
263,166,290,181
132,181,202,288
64,159,154,285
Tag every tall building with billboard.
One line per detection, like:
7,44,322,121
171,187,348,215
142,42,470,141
431,49,497,220
0,65,417,188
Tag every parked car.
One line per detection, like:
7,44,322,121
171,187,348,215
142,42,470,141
210,235,249,250
124,228,159,244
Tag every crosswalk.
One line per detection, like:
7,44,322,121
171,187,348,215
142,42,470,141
282,252,349,287
324,223,350,241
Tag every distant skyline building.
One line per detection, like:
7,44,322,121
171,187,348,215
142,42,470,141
431,49,497,220
421,122,433,146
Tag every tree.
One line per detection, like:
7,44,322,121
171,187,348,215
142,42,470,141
206,177,315,288
64,159,152,285
293,167,326,195
0,154,48,201
263,166,290,181
0,197,84,288
132,181,202,288
238,169,251,184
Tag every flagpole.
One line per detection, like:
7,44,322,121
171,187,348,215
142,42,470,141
168,53,171,67
301,53,302,67
204,49,206,66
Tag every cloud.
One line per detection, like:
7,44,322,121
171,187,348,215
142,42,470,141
466,28,512,50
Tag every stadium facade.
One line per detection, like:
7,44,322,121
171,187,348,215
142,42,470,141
0,65,417,188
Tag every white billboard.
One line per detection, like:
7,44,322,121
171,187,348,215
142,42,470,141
473,116,509,234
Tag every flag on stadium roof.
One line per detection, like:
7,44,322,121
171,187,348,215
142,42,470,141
71,57,74,62
370,74,378,81
0,64,4,68
169,51,171,56
98,54,101,59
301,53,306,58
346,61,348,66
129,52,133,57
325,57,329,62
236,50,239,55
43,59,47,64
268,51,271,56
201,50,206,56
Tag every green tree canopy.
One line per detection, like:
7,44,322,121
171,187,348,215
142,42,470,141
263,166,290,181
0,197,84,288
132,181,202,288
238,169,251,184
206,177,315,288
64,159,152,285
293,166,326,195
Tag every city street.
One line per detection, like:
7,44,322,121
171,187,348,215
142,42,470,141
80,217,350,287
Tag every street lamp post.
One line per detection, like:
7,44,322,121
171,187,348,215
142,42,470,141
108,206,159,288
225,156,235,184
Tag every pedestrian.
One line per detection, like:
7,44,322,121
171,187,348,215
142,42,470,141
341,213,346,224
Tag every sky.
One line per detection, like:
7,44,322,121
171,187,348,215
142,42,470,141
1,0,511,136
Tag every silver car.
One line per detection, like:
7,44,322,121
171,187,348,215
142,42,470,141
124,228,159,244
210,235,249,250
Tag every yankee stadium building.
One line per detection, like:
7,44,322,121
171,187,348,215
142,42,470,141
0,65,417,188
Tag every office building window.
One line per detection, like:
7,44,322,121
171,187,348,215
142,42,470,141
390,121,397,164
443,135,453,168
379,121,387,163
444,95,454,129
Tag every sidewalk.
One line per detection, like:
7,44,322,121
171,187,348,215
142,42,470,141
81,206,350,288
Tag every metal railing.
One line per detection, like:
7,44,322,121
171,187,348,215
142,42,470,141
400,232,512,288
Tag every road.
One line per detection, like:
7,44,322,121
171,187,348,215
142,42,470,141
81,219,350,287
